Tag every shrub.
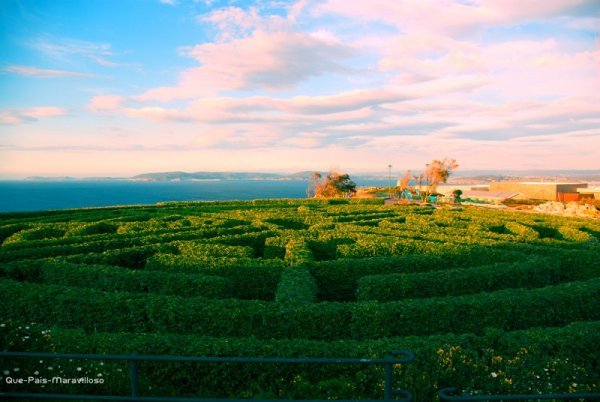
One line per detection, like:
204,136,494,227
0,260,231,298
145,253,284,300
2,278,598,341
275,268,318,306
1,320,598,401
67,221,118,236
357,252,600,301
504,222,539,241
558,226,596,242
284,238,314,266
352,278,600,339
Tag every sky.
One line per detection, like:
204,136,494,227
0,0,599,178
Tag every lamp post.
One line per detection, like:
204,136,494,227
388,164,392,199
425,163,431,202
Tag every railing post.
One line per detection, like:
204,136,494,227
129,353,140,397
384,353,393,401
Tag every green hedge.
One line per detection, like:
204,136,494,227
284,238,314,266
0,223,29,244
145,253,284,300
308,248,530,301
264,236,288,259
352,278,600,339
0,260,231,298
504,222,539,241
64,244,177,269
1,320,598,400
558,225,596,242
275,268,317,306
2,278,599,340
66,221,118,236
357,251,600,301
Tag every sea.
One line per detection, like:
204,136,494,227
0,179,391,213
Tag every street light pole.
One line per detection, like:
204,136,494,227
425,163,431,202
388,164,392,199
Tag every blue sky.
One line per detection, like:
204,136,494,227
1,0,599,178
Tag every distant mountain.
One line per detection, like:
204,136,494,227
24,176,78,181
22,169,600,182
131,171,286,181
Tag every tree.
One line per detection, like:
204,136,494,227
452,189,463,203
399,170,412,198
306,172,322,197
424,158,459,202
309,171,356,198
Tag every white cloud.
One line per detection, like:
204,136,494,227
0,107,68,125
4,65,98,78
88,95,125,112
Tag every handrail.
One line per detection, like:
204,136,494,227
439,387,600,401
0,350,415,401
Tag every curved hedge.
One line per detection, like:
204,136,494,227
0,260,231,298
275,268,317,305
2,278,599,340
1,320,598,401
357,251,600,301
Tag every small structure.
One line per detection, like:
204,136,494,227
489,182,588,201
461,190,528,204
578,187,600,201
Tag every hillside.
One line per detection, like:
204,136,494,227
1,199,599,399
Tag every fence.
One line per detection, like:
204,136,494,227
439,387,600,401
0,350,415,401
2,351,600,401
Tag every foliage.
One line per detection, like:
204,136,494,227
308,171,356,198
424,158,459,200
275,268,318,306
1,199,599,399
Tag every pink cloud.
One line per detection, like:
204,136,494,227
135,7,354,102
4,65,98,78
316,0,594,34
21,107,67,118
124,107,193,122
88,95,125,111
0,107,68,124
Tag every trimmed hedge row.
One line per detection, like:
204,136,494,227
177,241,254,258
2,278,599,340
308,248,530,301
275,268,318,306
504,221,539,241
264,236,288,259
0,223,29,244
356,251,600,301
353,278,600,339
558,225,596,242
0,260,231,298
284,238,314,266
1,320,598,401
145,253,284,300
63,244,177,269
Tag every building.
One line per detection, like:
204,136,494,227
461,190,529,204
578,187,600,201
489,182,588,201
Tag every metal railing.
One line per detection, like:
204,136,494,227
0,350,415,401
439,387,600,401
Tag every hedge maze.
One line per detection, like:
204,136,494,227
0,198,599,400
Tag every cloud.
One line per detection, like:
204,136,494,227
29,36,129,67
4,65,98,78
88,95,125,112
135,7,355,102
315,0,597,34
159,0,177,5
0,107,68,125
124,107,194,122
